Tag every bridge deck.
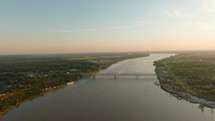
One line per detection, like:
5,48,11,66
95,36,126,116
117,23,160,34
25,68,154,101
96,73,157,76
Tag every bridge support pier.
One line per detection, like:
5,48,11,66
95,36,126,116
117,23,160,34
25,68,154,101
93,74,96,79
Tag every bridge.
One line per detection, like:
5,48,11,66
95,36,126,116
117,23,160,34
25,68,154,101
92,73,157,79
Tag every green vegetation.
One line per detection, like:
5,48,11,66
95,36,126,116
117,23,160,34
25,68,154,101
0,52,149,115
154,51,215,102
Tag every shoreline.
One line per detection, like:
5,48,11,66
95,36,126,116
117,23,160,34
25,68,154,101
0,76,84,116
159,80,215,108
0,84,66,116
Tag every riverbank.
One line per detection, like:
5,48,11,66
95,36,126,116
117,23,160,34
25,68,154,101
154,52,215,108
0,52,149,116
3,54,215,121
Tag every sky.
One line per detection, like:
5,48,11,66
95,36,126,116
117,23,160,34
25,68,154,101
0,0,215,55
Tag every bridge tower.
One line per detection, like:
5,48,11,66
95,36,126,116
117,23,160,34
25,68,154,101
135,72,139,80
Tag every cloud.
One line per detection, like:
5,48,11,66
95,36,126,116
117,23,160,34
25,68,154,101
181,22,215,30
135,21,161,27
106,26,132,30
52,28,99,33
51,21,161,33
164,10,196,18
52,25,132,33
198,0,215,13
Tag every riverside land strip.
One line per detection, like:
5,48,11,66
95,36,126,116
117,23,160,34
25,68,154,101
154,51,215,108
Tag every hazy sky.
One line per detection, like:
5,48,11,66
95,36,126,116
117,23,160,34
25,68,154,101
0,0,215,55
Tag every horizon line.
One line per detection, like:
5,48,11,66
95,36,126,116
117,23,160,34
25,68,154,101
1,49,215,56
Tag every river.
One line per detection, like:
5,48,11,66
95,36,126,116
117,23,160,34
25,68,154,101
1,54,215,121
